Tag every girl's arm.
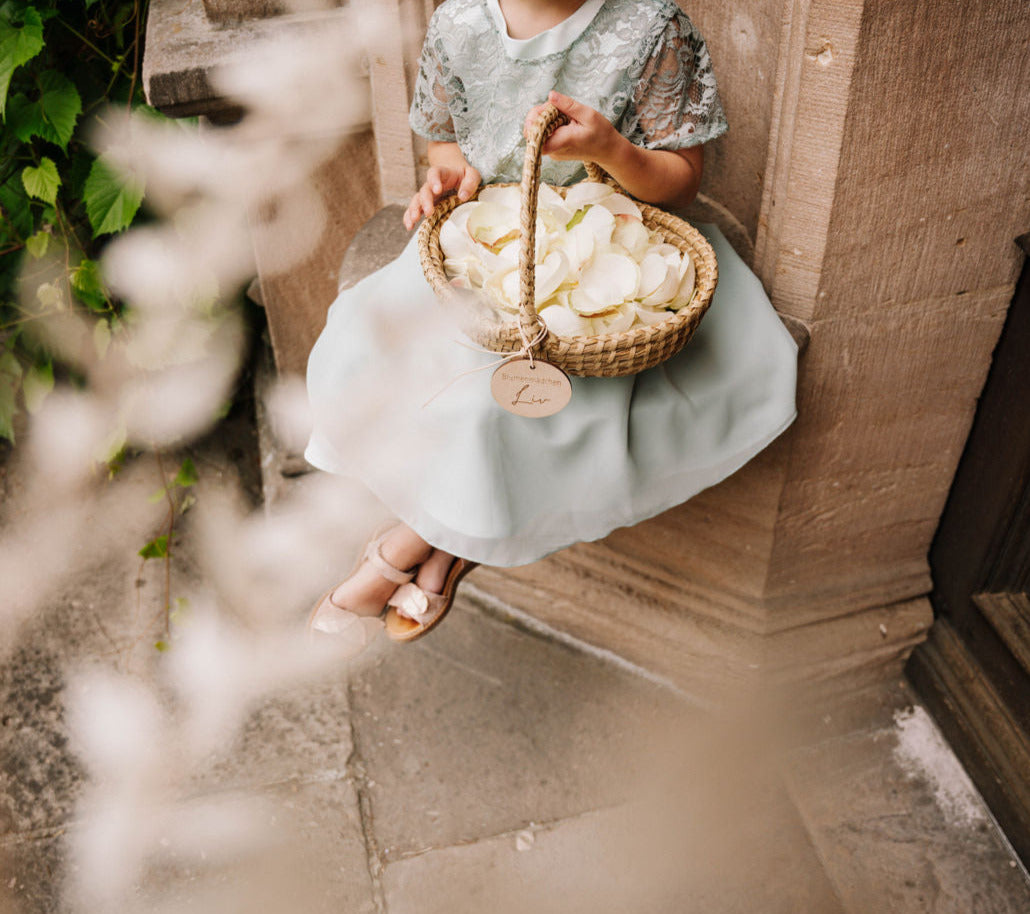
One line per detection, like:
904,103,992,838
525,91,703,211
403,142,482,230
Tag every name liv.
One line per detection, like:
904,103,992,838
512,384,550,407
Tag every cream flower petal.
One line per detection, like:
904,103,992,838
599,193,642,220
477,185,520,210
641,259,681,307
580,253,640,308
594,302,636,334
564,181,614,210
541,303,593,337
571,285,615,316
467,202,519,246
579,204,616,246
635,303,672,325
535,250,570,305
613,219,650,260
670,254,697,310
636,252,668,299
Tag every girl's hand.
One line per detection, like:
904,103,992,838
403,163,482,230
524,90,704,210
524,91,619,164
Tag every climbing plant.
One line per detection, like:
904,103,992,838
0,0,150,441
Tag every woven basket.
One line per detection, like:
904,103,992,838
417,104,718,378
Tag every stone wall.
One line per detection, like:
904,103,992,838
144,0,1030,699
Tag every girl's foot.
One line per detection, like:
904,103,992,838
384,549,479,642
309,525,433,636
411,548,457,598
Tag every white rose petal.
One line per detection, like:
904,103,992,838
670,254,697,310
564,181,614,210
535,250,570,305
579,204,616,246
640,259,681,307
593,303,636,334
440,180,705,340
637,252,669,299
569,286,613,315
581,253,640,308
467,202,520,246
635,304,671,325
498,269,521,310
613,219,650,260
563,222,597,274
541,303,594,337
477,185,520,210
599,193,642,220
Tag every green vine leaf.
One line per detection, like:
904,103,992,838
27,71,82,150
70,258,108,311
25,228,49,258
22,360,53,413
83,156,143,237
173,456,198,488
21,156,60,205
0,6,44,118
0,170,33,239
0,348,23,443
139,535,169,560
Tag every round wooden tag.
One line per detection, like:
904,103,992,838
491,357,572,418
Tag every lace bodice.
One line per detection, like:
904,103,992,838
409,0,728,186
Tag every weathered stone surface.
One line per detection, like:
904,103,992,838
0,835,64,914
253,131,383,376
785,711,1030,913
347,598,684,858
144,0,366,120
684,0,783,247
195,678,354,791
382,793,845,914
119,778,374,914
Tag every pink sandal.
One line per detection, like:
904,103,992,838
383,558,479,642
307,527,417,640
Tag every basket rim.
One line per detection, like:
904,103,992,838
417,181,717,352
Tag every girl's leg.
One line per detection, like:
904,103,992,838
328,524,433,615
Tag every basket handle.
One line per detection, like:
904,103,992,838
519,104,622,349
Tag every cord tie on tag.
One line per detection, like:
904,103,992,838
422,322,549,409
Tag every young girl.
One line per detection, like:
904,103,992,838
305,0,797,642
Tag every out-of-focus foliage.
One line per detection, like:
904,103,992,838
0,0,151,441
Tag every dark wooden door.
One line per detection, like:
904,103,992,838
908,235,1030,865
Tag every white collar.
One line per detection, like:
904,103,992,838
486,0,606,60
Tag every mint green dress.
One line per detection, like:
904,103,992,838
305,0,797,566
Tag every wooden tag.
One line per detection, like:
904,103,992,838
491,358,572,418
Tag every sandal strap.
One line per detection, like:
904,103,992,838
365,536,416,585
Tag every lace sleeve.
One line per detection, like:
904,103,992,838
409,14,460,142
623,14,728,150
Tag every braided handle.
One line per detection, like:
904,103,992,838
518,105,618,348
517,104,565,347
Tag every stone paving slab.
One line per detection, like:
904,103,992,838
382,789,845,914
347,595,685,860
0,834,63,914
784,710,1030,914
198,677,355,791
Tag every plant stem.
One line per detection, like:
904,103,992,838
127,1,142,113
57,18,120,67
154,449,176,639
